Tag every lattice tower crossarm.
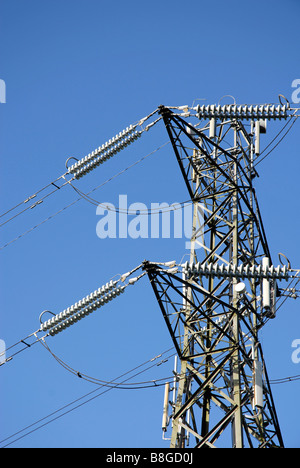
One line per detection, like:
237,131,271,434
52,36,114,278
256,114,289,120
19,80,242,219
143,103,297,448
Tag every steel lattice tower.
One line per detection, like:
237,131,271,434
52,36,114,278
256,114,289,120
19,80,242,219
143,103,295,448
2,99,297,448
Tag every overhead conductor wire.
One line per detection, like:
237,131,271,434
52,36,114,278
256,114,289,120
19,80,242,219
0,346,176,448
1,106,298,248
0,140,170,251
1,262,299,447
0,108,161,229
1,103,299,447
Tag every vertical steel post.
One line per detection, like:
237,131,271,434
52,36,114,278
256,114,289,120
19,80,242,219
231,123,243,448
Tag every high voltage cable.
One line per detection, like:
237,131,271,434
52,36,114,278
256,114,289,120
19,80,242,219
38,332,247,389
0,264,150,365
0,344,240,447
0,176,69,228
1,271,298,447
0,346,175,448
0,110,296,247
0,141,170,251
270,374,300,384
0,176,66,220
1,261,298,367
254,115,298,167
1,104,297,227
255,109,298,156
63,113,299,215
39,338,178,388
0,112,294,251
67,179,194,215
0,108,161,228
1,101,299,448
2,343,297,448
2,338,297,447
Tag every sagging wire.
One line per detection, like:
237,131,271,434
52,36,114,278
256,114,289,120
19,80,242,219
0,264,148,366
1,257,299,447
38,321,246,391
2,105,297,249
39,257,300,391
0,261,184,369
1,102,297,229
38,338,177,389
65,177,194,216
254,113,299,167
0,108,161,229
270,374,300,385
1,338,297,449
0,345,176,449
0,140,170,251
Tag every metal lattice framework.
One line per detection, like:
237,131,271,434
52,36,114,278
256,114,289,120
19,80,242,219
143,104,294,448
1,99,298,448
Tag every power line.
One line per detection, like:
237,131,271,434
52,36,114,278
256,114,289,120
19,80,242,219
68,179,194,215
2,328,298,449
0,346,175,448
39,338,177,388
0,109,161,229
255,115,298,167
0,341,240,447
0,176,67,220
0,140,169,251
148,102,299,448
0,175,69,228
270,374,300,385
0,264,149,366
1,112,296,249
2,100,300,449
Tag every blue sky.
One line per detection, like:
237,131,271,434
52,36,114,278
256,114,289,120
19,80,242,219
0,0,299,448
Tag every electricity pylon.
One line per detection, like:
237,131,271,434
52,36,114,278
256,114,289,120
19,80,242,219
1,99,298,448
144,102,296,448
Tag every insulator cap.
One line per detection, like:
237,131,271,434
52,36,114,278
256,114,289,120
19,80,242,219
195,103,290,121
185,261,289,281
41,283,127,335
67,126,142,179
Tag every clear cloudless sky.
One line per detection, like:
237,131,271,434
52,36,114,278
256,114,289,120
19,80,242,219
0,0,299,448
